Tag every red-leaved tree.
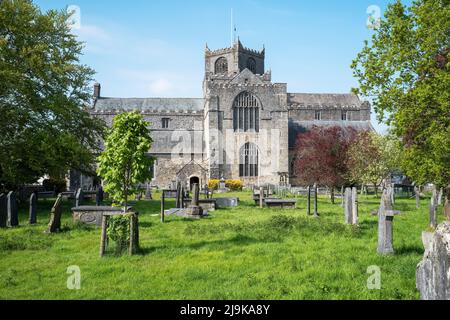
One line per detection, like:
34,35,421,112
292,126,358,203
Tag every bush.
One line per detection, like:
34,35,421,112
225,180,243,191
42,178,67,193
208,179,219,190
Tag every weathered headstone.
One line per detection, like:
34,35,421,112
75,188,83,207
186,183,203,216
7,191,19,227
29,192,37,224
0,193,7,228
414,186,421,209
445,197,450,219
377,189,398,255
46,194,63,233
344,188,352,224
416,221,450,300
96,186,104,206
175,182,182,208
352,187,359,225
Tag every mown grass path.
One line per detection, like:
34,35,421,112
0,191,441,299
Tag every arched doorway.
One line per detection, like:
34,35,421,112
189,176,200,191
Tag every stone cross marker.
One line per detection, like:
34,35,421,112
0,193,7,228
75,188,83,207
7,191,19,227
29,192,37,224
377,188,399,255
46,194,63,234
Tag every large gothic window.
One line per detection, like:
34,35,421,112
247,57,256,73
239,143,259,177
233,91,260,132
215,57,228,74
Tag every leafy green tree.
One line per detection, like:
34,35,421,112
97,112,154,212
351,0,449,188
0,0,105,189
347,131,402,196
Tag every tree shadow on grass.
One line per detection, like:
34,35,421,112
137,234,259,256
395,245,424,256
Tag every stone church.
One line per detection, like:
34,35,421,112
88,40,373,190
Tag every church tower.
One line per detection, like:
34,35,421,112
203,40,289,185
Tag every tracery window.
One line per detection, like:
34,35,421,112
247,57,256,73
239,143,259,177
233,91,260,132
215,57,228,74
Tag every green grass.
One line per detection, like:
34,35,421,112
0,191,442,300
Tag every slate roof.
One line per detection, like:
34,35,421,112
93,97,205,112
288,120,374,148
287,93,363,107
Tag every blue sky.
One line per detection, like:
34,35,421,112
35,0,412,133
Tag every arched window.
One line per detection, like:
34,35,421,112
247,57,256,73
215,57,228,74
233,91,260,132
239,143,259,177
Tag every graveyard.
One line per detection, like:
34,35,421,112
0,189,439,300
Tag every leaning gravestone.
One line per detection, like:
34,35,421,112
0,193,7,228
7,191,19,227
45,194,63,234
416,221,450,300
29,192,37,224
75,188,83,207
377,188,400,255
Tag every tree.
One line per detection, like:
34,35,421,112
293,126,358,203
0,0,105,189
347,131,402,196
351,0,450,188
97,112,154,212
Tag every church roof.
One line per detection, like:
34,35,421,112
288,120,374,148
287,93,363,107
93,97,205,112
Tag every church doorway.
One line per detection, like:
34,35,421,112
189,176,200,191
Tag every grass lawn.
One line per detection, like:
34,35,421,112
0,190,443,300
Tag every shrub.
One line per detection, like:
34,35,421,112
42,178,67,193
225,179,243,191
208,179,219,190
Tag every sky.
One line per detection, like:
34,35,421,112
35,0,412,133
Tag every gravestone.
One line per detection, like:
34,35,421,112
215,197,239,207
7,191,19,227
46,194,63,233
185,183,203,216
437,188,443,206
414,186,421,209
175,182,182,208
344,188,352,224
416,221,450,300
313,184,319,217
352,187,359,225
377,189,400,255
0,193,7,228
96,186,104,206
75,188,83,207
390,184,395,205
340,186,344,208
29,192,37,224
307,186,311,215
218,177,227,192
445,197,450,219
430,188,438,229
